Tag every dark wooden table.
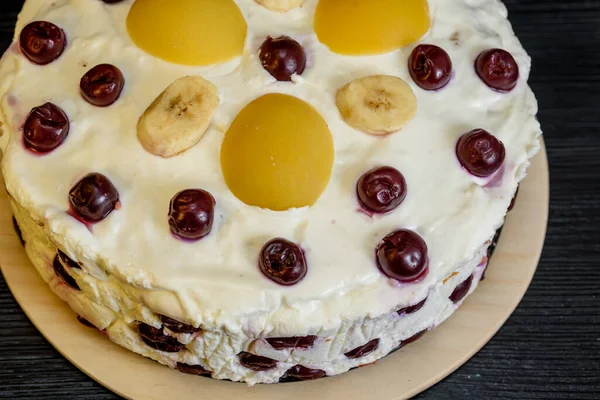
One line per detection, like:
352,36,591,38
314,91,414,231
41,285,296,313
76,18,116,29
1,1,599,399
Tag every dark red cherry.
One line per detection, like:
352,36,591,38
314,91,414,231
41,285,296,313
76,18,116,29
77,316,95,328
376,229,428,283
259,238,307,286
23,103,69,153
266,336,318,350
101,0,126,3
357,166,407,214
80,64,125,107
401,330,427,346
344,338,380,359
138,323,185,353
58,250,81,269
456,129,506,178
238,352,277,371
12,217,24,246
168,189,215,241
475,48,519,92
285,365,326,381
160,315,201,334
397,297,427,315
53,255,80,290
69,173,120,222
408,44,452,91
508,187,519,211
176,363,211,376
259,36,306,81
19,21,66,65
449,275,473,303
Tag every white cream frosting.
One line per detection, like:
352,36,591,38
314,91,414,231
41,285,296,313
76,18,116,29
0,0,540,384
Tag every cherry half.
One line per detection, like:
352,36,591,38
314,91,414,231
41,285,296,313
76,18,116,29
69,173,120,222
53,254,80,290
401,330,427,346
160,315,201,334
19,21,66,65
176,363,211,376
449,275,473,303
259,36,306,81
80,64,125,107
259,238,307,286
168,189,215,241
475,48,519,92
357,166,407,214
58,249,81,269
138,323,185,353
456,129,506,178
12,217,24,246
238,352,277,371
375,229,428,283
285,365,326,381
23,103,69,153
344,338,380,359
408,44,452,91
266,336,318,350
397,297,427,315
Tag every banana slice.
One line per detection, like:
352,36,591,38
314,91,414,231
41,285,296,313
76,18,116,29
137,76,219,158
254,0,303,12
336,75,417,135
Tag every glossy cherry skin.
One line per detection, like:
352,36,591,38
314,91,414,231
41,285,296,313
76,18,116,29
168,189,215,241
69,173,120,222
53,255,80,290
266,336,317,350
259,238,307,286
285,365,326,380
12,217,24,246
475,48,519,92
58,249,81,269
176,363,211,376
401,330,427,346
408,44,452,90
456,129,506,178
449,275,473,303
80,64,125,106
138,323,185,353
397,297,427,315
238,352,277,371
344,338,380,359
357,166,407,214
259,36,306,81
376,230,429,283
160,315,201,334
19,21,66,65
23,103,69,153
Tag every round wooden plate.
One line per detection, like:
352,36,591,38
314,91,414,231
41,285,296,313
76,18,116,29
0,146,548,400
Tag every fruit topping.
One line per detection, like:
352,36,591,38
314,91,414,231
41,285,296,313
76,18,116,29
259,36,306,81
336,75,416,135
259,238,307,286
456,129,506,178
69,173,120,222
168,189,215,241
376,230,428,283
12,217,24,246
254,0,303,12
137,76,219,158
19,21,66,65
221,94,333,210
53,255,80,290
475,48,519,92
127,0,247,66
138,323,185,352
409,44,452,91
160,315,202,334
238,352,278,371
23,103,69,153
314,0,429,55
449,275,473,303
344,338,380,359
401,330,426,346
80,64,125,107
357,166,407,214
266,336,317,350
285,365,326,380
508,187,519,211
58,250,81,269
176,363,211,376
77,316,95,328
397,297,427,315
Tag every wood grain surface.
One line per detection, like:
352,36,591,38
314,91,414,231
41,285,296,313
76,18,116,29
0,1,598,399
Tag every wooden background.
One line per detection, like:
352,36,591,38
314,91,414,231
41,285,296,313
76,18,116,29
0,0,598,399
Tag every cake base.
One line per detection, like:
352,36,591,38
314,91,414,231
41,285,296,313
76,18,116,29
0,145,548,400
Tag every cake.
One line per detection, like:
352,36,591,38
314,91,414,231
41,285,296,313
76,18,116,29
0,0,541,385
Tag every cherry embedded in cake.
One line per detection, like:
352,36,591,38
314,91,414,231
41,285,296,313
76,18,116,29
408,44,453,90
23,103,69,153
284,365,326,381
456,128,506,178
397,297,427,315
80,64,125,107
53,254,80,290
19,21,66,65
376,230,429,283
176,363,211,376
238,352,278,371
160,315,202,334
475,48,519,92
168,189,215,241
69,173,120,222
259,36,307,81
138,323,185,353
345,338,380,359
266,335,318,350
449,275,474,303
357,166,407,214
259,238,307,286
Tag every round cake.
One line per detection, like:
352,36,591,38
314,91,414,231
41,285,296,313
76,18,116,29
0,0,541,385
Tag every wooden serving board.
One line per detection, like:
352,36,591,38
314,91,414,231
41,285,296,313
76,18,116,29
0,146,548,400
